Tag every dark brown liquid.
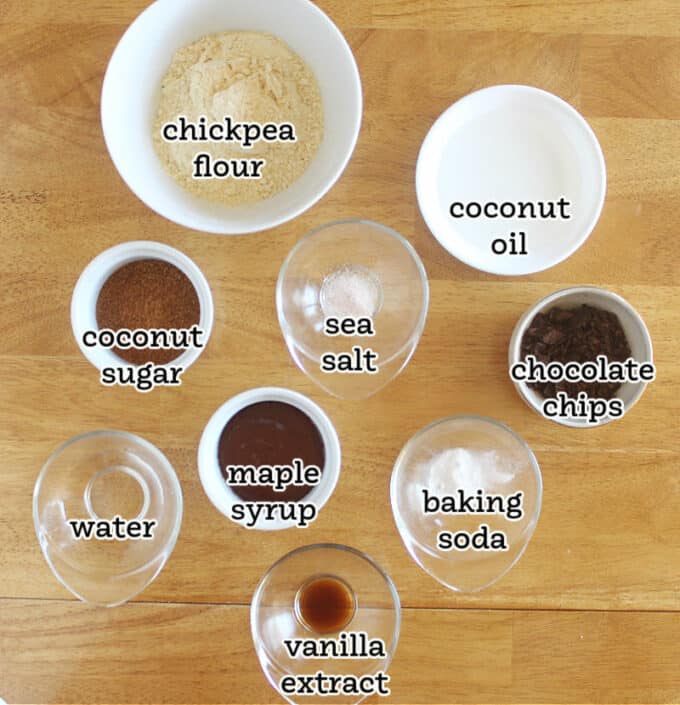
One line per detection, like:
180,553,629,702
218,401,325,502
297,576,356,634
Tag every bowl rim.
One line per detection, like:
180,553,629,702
100,0,363,235
508,286,654,428
249,542,401,687
415,84,607,275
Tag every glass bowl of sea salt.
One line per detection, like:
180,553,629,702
391,416,542,592
276,219,429,400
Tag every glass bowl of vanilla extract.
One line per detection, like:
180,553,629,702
250,544,400,704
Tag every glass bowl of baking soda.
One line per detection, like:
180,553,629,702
391,416,542,592
276,219,430,400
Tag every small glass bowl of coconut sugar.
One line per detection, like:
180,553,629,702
276,219,430,400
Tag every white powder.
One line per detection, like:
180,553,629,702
320,265,383,319
415,448,514,499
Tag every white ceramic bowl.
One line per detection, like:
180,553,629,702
71,241,214,373
101,0,362,234
416,85,606,275
198,387,341,530
509,287,654,428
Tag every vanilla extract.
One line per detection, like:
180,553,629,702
283,632,387,660
296,576,356,634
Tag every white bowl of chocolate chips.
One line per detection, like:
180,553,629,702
509,287,654,428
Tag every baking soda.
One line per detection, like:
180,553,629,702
422,448,514,495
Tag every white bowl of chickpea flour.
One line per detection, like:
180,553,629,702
101,0,362,234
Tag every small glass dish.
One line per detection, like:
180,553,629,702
391,416,542,592
33,430,183,607
276,219,429,400
251,544,401,704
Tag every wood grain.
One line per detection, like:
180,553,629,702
2,600,680,703
371,0,680,37
1,0,679,702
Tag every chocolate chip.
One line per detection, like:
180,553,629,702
520,304,632,400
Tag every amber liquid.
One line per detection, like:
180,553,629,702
296,576,356,634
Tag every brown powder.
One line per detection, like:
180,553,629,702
96,259,200,366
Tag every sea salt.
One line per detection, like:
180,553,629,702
320,265,382,319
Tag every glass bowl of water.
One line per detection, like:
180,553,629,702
33,430,183,606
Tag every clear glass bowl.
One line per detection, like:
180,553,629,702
251,544,401,705
276,219,429,400
391,416,542,592
33,431,183,607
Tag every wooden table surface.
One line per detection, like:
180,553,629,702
1,0,679,702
